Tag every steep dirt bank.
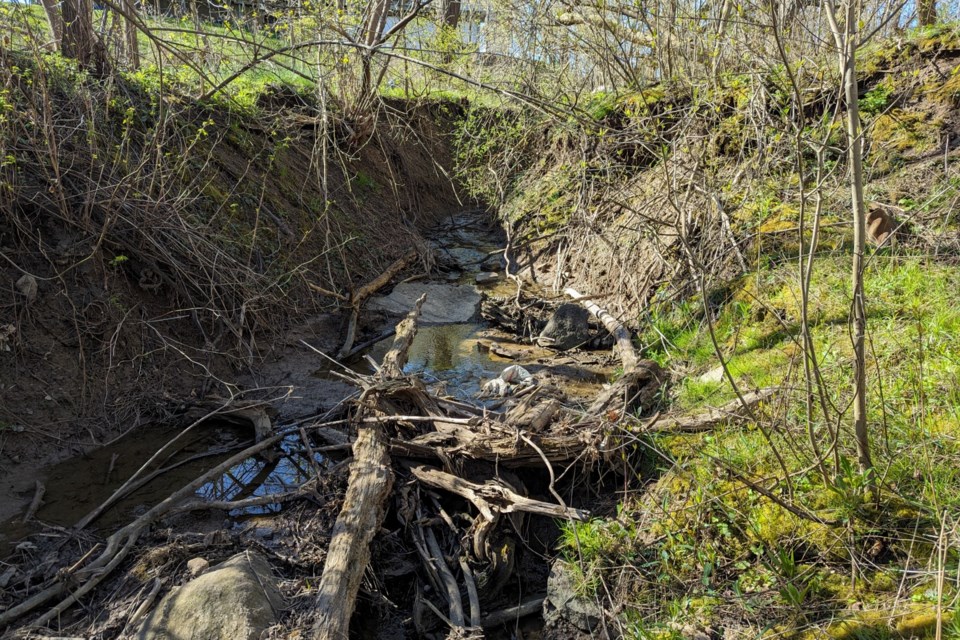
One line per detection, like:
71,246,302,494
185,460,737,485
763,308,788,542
0,54,468,482
462,32,960,332
454,29,960,639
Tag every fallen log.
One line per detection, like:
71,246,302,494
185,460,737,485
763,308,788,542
337,250,418,359
647,387,776,433
391,428,603,468
312,296,425,640
378,294,425,380
563,287,637,373
311,422,394,640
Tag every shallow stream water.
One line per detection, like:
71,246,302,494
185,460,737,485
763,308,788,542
0,209,612,556
0,209,511,553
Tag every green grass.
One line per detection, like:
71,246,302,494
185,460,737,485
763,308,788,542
563,252,960,636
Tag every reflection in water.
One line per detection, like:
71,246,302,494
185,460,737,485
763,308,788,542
361,324,507,398
196,435,326,517
0,427,331,552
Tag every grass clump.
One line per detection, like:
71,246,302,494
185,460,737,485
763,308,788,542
574,248,960,636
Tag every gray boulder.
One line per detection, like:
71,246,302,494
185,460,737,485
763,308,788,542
137,551,283,640
480,255,505,272
15,274,37,303
368,283,481,324
537,304,590,351
543,561,603,633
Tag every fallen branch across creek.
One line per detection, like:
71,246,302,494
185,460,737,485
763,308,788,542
336,250,418,359
311,295,425,640
563,286,637,373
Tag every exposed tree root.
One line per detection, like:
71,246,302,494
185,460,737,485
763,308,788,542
3,286,676,636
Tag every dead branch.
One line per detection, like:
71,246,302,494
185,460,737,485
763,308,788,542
121,577,162,636
22,481,45,523
564,286,638,372
410,465,589,521
391,427,603,468
377,293,426,379
76,397,272,530
424,523,466,628
312,296,425,640
311,415,395,640
459,557,482,630
647,387,777,432
337,250,419,359
479,596,546,628
171,488,306,514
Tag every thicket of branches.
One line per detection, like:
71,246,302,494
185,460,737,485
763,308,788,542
5,0,960,632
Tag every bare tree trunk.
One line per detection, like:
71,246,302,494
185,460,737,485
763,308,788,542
39,0,64,50
825,0,876,498
918,0,936,25
123,0,140,69
355,0,389,111
61,0,106,73
439,0,461,29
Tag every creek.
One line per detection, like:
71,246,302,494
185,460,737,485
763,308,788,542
0,209,611,558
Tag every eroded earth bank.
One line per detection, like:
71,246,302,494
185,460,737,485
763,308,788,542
0,86,663,638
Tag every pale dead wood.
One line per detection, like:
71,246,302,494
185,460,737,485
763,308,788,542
171,488,305,514
121,577,162,635
342,326,397,360
377,293,426,379
312,296,425,640
307,281,350,302
410,465,589,521
311,424,394,640
479,596,546,628
647,387,777,432
563,286,638,372
391,427,603,468
22,480,45,523
300,426,324,478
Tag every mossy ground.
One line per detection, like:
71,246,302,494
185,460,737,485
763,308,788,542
560,252,960,638
541,28,960,638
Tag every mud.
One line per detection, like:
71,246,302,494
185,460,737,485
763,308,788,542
0,206,621,638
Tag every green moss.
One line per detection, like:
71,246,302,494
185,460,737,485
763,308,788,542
860,79,895,116
583,91,619,120
201,181,228,203
928,65,960,104
623,85,666,117
869,109,941,154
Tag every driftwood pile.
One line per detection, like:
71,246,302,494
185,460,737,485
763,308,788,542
0,289,675,637
312,294,666,639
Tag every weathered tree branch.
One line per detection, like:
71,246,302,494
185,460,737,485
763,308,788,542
312,296,425,640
